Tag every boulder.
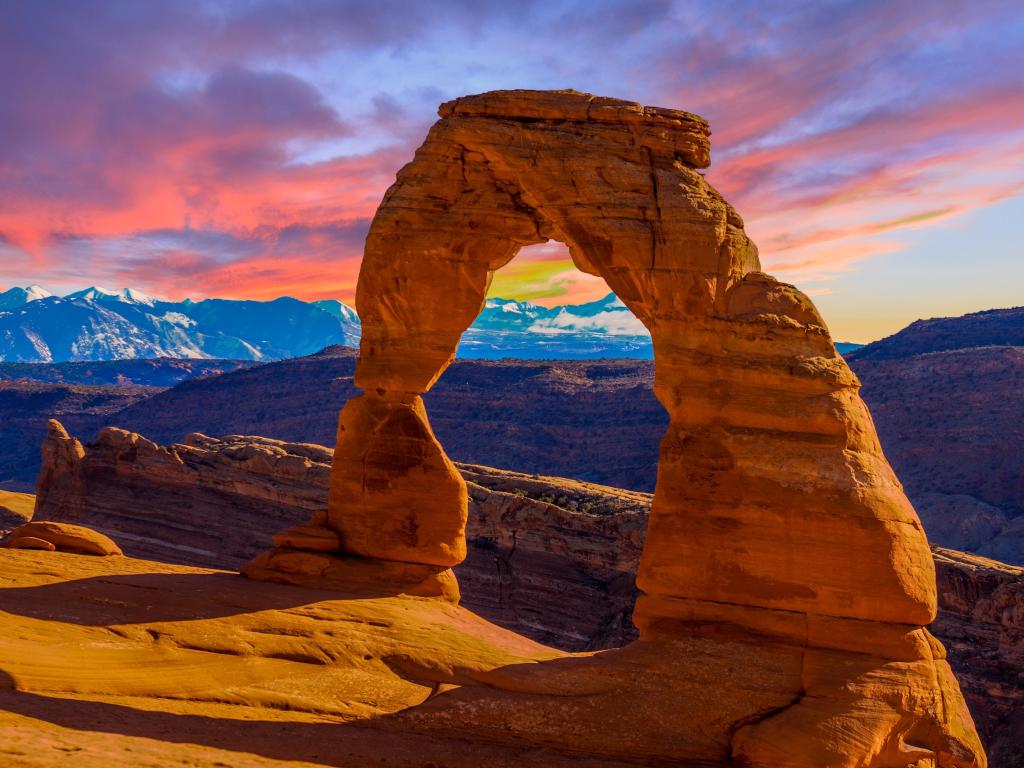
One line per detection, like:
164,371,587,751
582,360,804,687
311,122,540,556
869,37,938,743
5,521,121,556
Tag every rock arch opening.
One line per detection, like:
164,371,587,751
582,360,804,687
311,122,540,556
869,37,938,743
247,89,984,766
444,240,662,652
433,238,662,492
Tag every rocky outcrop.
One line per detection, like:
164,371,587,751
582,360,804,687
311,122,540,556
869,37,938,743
458,464,648,649
243,89,980,765
33,425,334,570
0,380,154,490
2,521,121,555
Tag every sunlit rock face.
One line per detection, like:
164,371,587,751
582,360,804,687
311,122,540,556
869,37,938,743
248,89,985,767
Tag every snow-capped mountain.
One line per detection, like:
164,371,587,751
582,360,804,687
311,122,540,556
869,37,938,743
312,299,360,325
0,287,360,363
0,286,861,362
458,294,654,359
64,286,157,306
472,294,646,335
0,285,53,310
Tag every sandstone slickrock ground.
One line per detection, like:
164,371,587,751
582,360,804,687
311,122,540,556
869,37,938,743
4,542,1014,768
0,488,34,533
1,549,637,768
28,425,1024,760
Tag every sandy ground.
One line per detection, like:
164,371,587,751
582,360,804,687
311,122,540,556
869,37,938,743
0,548,641,768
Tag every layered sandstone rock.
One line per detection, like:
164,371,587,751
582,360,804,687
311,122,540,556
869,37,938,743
32,425,331,569
28,89,985,764
242,89,981,765
0,381,154,489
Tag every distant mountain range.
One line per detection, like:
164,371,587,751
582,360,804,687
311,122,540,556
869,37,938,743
0,285,863,362
844,306,1024,361
0,358,256,387
0,285,359,362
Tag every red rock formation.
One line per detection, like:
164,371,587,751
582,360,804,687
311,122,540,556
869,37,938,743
32,426,335,569
245,89,983,766
4,534,55,550
0,381,155,489
3,521,121,555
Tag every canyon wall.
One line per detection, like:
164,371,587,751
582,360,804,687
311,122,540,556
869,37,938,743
933,549,1024,767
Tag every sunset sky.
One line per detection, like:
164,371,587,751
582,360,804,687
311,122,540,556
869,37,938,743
1,0,1022,341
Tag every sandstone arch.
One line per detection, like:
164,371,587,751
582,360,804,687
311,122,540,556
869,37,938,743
248,90,984,767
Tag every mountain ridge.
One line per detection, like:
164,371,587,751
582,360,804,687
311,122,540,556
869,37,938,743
0,285,863,362
847,305,1024,361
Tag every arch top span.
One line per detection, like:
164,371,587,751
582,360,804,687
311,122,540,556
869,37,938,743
355,88,759,395
437,88,713,169
246,89,985,768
